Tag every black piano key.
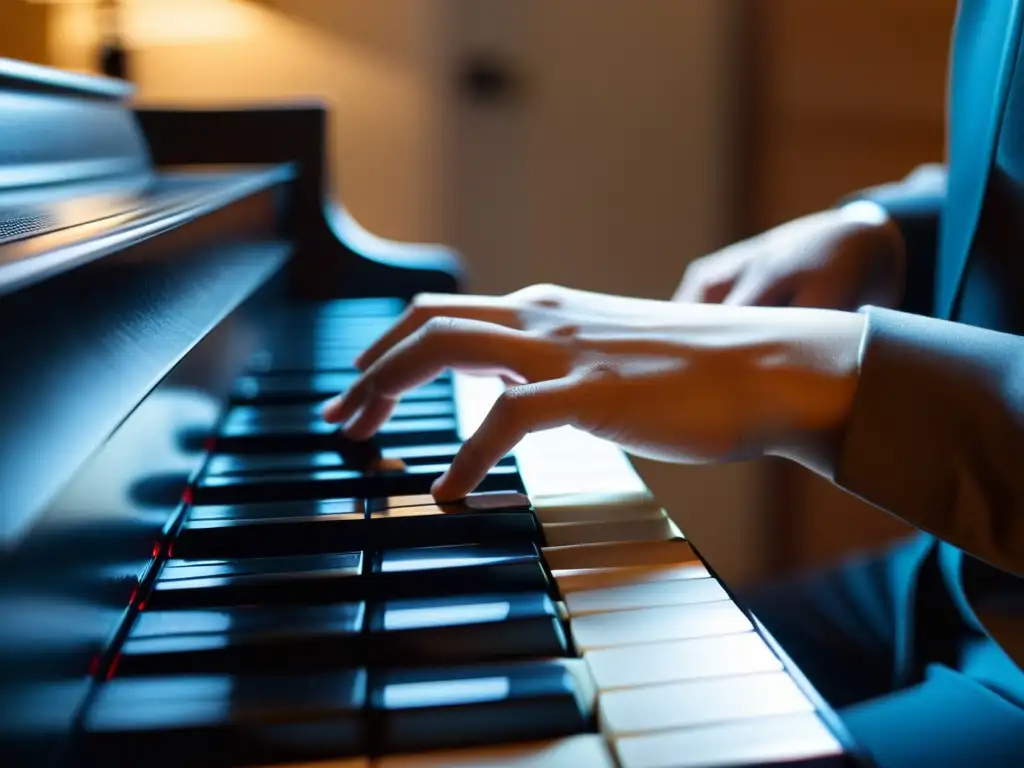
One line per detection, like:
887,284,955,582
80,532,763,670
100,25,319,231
159,552,362,581
373,542,548,599
148,552,363,609
225,400,455,426
367,490,531,512
370,592,567,666
192,462,523,506
372,660,589,755
204,442,503,477
151,543,545,607
81,670,366,767
213,416,459,454
231,373,450,405
116,603,365,676
185,498,361,522
176,491,537,560
173,503,368,560
362,496,537,550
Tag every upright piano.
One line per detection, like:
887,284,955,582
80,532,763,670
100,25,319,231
0,58,870,768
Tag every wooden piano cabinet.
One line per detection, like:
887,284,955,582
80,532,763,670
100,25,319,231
737,0,957,575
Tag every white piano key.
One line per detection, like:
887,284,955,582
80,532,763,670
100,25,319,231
374,734,615,767
585,632,782,691
565,576,728,616
614,712,844,768
599,671,814,737
530,492,662,524
571,600,750,651
544,539,697,571
453,373,649,499
542,515,679,547
553,562,710,594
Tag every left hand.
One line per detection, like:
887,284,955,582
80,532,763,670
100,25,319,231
322,289,866,501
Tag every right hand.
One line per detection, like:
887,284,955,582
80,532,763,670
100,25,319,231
673,203,906,310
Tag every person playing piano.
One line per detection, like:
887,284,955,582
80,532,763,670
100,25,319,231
323,1,1024,764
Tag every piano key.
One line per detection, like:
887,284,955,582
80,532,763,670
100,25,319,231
213,416,459,454
81,670,367,766
585,632,783,691
117,603,365,676
203,443,510,477
529,492,664,524
563,576,729,616
185,498,361,522
245,348,361,373
369,592,567,665
177,494,538,559
232,375,450,405
540,514,679,547
372,659,590,755
148,552,363,608
159,552,363,580
374,542,549,599
225,400,455,427
570,601,751,651
363,502,539,550
174,506,368,559
542,539,697,571
599,671,814,738
193,462,522,506
552,562,711,594
374,734,616,767
613,712,844,768
369,490,530,512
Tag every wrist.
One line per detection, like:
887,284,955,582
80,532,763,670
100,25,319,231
837,200,908,308
757,309,868,477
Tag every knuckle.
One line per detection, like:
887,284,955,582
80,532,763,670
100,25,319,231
517,282,565,308
492,387,529,422
421,315,460,340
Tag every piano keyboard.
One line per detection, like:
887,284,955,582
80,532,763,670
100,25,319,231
77,298,852,768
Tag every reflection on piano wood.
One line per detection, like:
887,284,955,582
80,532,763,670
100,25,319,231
0,58,869,767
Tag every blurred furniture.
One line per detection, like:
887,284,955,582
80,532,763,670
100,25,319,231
740,0,959,574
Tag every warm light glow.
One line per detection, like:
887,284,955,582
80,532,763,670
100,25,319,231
121,0,257,45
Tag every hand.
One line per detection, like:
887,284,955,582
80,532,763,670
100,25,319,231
323,288,866,500
673,204,906,310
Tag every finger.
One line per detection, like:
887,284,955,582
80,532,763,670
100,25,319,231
324,317,555,426
722,271,794,307
431,379,580,501
674,268,738,304
354,294,516,370
340,394,399,441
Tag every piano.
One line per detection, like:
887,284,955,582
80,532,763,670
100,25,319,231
0,58,871,767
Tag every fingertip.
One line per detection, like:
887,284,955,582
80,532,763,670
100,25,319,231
321,396,345,423
430,473,466,503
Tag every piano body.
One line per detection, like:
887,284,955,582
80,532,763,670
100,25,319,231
0,58,870,767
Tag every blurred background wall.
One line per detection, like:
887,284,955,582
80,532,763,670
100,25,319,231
0,0,957,588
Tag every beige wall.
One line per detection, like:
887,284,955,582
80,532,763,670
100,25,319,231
49,0,447,244
0,1,50,65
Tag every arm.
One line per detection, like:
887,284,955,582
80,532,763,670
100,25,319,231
834,306,1024,576
841,164,947,317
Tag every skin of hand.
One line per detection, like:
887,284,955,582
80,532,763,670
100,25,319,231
322,285,867,501
673,203,906,310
